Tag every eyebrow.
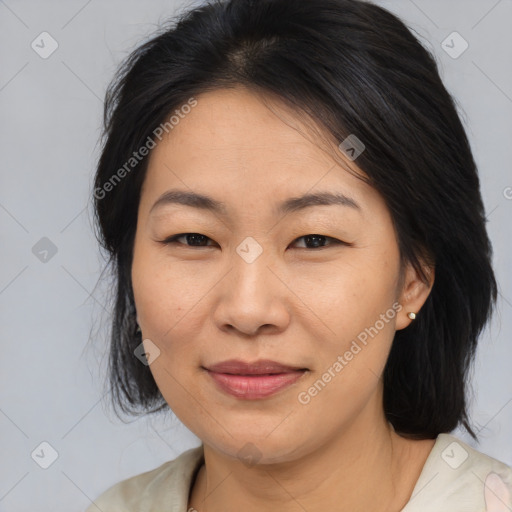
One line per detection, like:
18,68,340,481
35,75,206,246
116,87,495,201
149,189,361,217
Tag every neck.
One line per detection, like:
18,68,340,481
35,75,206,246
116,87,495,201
188,403,436,512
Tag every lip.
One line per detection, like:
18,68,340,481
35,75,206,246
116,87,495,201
204,359,309,400
206,359,308,375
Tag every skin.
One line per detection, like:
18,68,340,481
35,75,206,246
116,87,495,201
131,86,436,512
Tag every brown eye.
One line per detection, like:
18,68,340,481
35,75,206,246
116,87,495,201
160,233,216,247
290,234,345,249
159,233,348,250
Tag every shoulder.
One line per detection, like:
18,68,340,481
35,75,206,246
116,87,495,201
84,444,204,512
404,433,512,512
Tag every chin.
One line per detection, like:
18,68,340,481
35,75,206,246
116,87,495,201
202,429,311,466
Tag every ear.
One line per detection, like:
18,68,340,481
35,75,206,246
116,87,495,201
395,261,435,330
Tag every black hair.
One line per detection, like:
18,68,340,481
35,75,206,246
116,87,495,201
91,0,497,440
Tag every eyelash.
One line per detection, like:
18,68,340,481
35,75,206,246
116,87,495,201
158,233,350,250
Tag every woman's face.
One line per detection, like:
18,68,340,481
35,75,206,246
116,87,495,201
131,87,429,463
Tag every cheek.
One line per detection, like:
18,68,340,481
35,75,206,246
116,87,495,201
300,252,400,332
299,252,400,387
131,249,204,417
131,243,204,336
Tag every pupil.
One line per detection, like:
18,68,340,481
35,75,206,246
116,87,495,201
188,233,207,246
305,234,325,248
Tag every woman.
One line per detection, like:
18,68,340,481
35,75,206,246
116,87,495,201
87,0,512,510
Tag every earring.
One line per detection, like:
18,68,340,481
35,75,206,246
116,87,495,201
407,312,416,320
136,324,142,334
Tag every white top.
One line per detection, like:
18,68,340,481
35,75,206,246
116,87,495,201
85,433,512,511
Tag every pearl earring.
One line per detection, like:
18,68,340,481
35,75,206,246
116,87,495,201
407,312,416,320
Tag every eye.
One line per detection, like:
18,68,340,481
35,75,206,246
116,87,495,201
159,233,348,249
160,233,216,247
291,234,347,249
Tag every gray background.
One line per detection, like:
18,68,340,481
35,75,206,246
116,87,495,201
0,0,511,510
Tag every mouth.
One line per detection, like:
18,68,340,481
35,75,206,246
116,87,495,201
203,359,309,399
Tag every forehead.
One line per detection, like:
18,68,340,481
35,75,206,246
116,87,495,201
140,87,385,220
156,87,337,166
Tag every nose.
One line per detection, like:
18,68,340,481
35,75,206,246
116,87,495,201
212,247,291,337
